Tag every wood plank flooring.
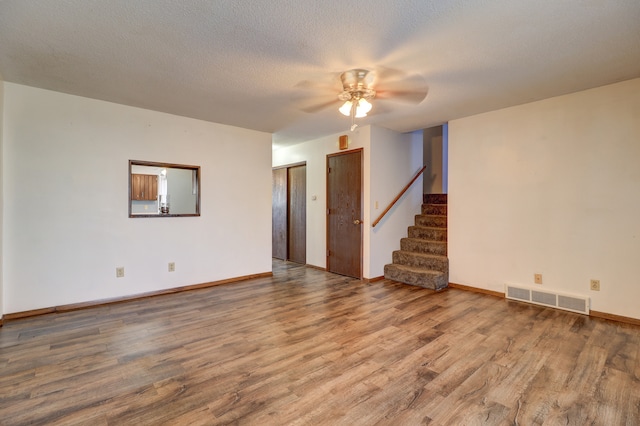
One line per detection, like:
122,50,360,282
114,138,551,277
1,260,639,425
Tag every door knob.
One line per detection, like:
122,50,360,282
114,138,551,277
353,219,362,225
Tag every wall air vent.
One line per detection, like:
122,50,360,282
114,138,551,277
505,284,589,315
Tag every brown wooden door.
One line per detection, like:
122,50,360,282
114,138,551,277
272,164,307,263
288,165,306,264
272,168,287,260
327,149,362,278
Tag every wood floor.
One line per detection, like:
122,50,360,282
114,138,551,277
1,260,639,425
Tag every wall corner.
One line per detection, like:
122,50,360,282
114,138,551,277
0,78,4,321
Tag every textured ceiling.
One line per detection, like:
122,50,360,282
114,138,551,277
1,0,639,148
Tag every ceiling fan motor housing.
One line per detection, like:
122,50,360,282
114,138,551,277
339,69,376,101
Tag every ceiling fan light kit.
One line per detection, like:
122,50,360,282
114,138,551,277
338,98,372,118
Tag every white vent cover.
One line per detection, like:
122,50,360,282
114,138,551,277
505,284,590,315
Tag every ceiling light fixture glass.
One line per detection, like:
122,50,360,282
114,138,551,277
338,100,353,116
338,98,371,118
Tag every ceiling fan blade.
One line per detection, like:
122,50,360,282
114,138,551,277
375,73,429,104
291,73,342,113
376,87,429,104
294,79,337,92
366,102,393,116
374,66,406,83
293,96,339,113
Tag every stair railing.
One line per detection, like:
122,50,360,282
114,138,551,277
371,165,427,228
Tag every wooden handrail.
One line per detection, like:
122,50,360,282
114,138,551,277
371,165,426,228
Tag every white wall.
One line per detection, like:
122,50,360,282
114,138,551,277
449,78,640,319
2,83,272,314
273,125,422,279
369,127,423,278
423,125,444,194
0,78,4,319
442,123,448,193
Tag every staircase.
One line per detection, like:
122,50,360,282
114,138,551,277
384,194,448,290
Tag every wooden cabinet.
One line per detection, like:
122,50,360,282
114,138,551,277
131,174,158,201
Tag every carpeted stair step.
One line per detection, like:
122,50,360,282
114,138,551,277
392,250,449,272
423,193,448,204
408,225,447,241
384,264,448,290
415,214,447,228
422,204,447,216
400,238,447,256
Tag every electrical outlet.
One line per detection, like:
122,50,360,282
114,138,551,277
168,262,175,272
534,273,543,284
590,279,600,291
116,267,125,278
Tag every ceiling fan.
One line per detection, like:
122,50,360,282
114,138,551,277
293,67,428,131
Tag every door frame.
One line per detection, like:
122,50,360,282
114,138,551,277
326,148,363,279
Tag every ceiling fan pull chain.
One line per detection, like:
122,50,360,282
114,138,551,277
350,99,358,131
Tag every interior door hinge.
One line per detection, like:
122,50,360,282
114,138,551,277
327,167,331,173
326,249,330,257
327,208,330,215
